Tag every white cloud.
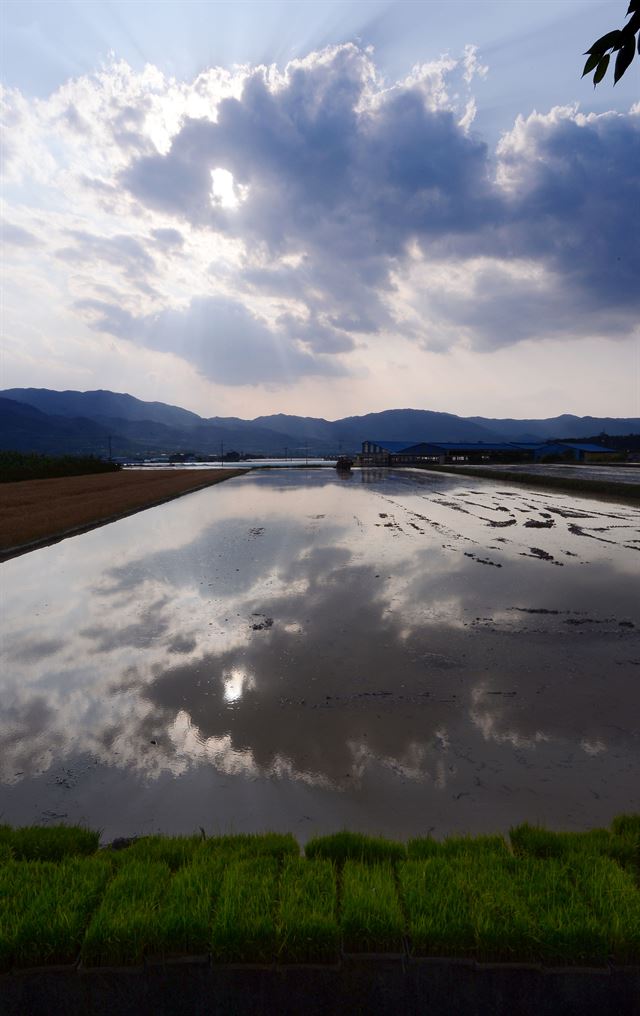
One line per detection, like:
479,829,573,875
2,44,639,416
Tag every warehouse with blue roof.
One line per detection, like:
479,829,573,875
358,439,617,466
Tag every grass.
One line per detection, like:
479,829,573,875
211,858,280,963
400,858,477,958
566,856,640,965
611,813,640,839
407,834,509,859
0,819,638,968
278,858,339,963
510,857,608,966
81,861,171,966
0,843,14,864
121,835,204,870
305,832,406,866
0,861,57,970
510,823,638,873
0,451,120,483
107,832,299,870
399,853,633,965
13,857,113,967
340,862,404,953
0,824,100,861
201,832,299,863
157,859,226,956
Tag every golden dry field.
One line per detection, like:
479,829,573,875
0,468,245,556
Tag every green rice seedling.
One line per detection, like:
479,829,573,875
611,814,640,838
81,860,170,966
122,835,203,870
277,858,339,963
211,858,279,963
0,843,13,864
399,858,475,957
510,857,608,966
340,861,404,953
401,854,537,961
407,834,509,859
465,857,535,962
567,855,640,965
3,825,100,861
200,832,299,863
13,857,112,967
0,861,57,970
610,815,640,873
305,832,406,866
510,823,637,872
157,859,225,956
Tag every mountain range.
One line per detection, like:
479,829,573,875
1,388,638,458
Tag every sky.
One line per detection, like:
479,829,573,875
1,0,639,421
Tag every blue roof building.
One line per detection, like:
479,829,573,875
359,438,616,464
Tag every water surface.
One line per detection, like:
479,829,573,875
446,462,640,486
1,468,638,841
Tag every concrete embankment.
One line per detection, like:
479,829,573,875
2,956,639,1016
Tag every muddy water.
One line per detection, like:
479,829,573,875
1,468,638,842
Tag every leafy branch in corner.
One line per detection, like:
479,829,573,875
582,1,640,85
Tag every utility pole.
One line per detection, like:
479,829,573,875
305,443,308,467
284,446,288,461
220,441,224,466
108,435,112,461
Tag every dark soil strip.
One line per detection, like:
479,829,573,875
0,469,248,562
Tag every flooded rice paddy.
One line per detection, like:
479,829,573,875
448,462,640,486
1,468,638,842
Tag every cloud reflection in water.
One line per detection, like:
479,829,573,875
0,470,638,832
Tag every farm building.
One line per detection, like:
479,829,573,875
358,439,617,466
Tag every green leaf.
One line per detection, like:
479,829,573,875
582,52,601,76
586,30,622,55
593,53,610,85
614,39,636,82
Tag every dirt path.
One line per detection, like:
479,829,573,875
0,468,247,559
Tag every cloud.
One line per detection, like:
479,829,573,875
2,221,38,247
76,295,351,385
56,229,156,276
2,43,638,405
120,45,638,354
150,227,184,249
496,105,640,315
408,105,640,351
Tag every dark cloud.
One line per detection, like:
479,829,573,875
76,294,351,385
118,46,638,353
150,227,184,249
496,108,640,314
122,47,495,347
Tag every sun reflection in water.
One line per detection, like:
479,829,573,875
222,666,256,704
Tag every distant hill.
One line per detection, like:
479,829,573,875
0,398,129,456
1,388,639,458
466,414,640,442
1,388,202,430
